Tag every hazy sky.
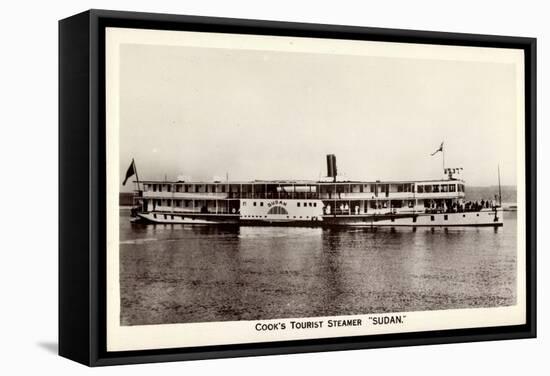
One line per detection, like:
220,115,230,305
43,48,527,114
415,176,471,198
118,40,519,191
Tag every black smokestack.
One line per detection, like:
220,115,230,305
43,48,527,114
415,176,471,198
326,154,337,181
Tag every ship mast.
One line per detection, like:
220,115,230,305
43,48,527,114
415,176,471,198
442,145,445,177
498,164,502,207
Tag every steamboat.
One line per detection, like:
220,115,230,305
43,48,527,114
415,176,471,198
126,154,503,227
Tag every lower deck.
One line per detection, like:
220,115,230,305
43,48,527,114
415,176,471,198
134,196,502,227
135,208,503,227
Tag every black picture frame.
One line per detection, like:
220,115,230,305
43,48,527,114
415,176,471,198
59,9,537,366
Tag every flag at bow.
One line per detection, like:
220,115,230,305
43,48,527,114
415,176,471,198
430,142,444,156
122,159,136,186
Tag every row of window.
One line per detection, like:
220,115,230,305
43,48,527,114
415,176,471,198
242,215,312,219
318,184,415,194
148,184,227,193
243,201,318,208
149,199,237,209
150,199,451,209
417,184,464,193
152,214,195,220
150,197,467,207
145,183,464,194
152,199,191,207
151,213,482,222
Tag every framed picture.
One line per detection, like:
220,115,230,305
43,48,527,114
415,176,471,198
59,9,536,366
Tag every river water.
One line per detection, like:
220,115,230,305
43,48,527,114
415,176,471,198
119,210,517,326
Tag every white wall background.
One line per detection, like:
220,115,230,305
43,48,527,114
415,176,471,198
0,0,546,374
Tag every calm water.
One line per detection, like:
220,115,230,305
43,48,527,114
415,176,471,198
119,210,517,326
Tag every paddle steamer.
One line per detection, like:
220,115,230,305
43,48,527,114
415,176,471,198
127,154,503,227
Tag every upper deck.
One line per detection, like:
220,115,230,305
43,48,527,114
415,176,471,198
138,179,466,201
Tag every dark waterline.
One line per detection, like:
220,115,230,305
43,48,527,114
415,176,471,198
119,210,517,326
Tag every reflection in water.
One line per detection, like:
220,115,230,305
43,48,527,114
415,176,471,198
119,211,517,326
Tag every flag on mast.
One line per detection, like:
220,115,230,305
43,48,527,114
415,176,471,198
430,141,444,156
122,159,136,186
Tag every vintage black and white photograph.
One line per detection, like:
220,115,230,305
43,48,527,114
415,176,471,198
105,26,526,351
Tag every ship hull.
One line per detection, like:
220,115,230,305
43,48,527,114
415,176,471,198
136,212,239,225
135,209,503,227
322,209,503,227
